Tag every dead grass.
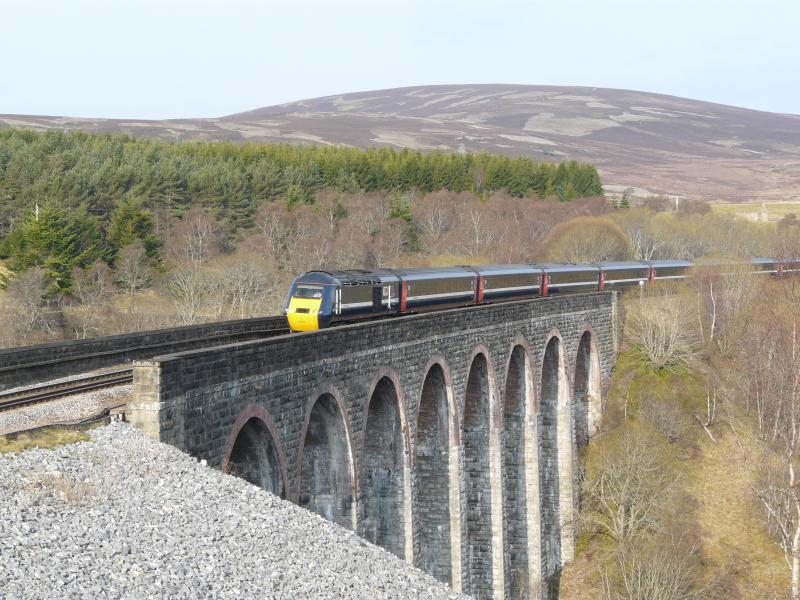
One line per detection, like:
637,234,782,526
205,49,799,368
561,351,790,599
20,471,96,506
711,200,800,222
0,259,10,285
0,427,90,454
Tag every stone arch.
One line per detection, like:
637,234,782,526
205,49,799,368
296,385,356,531
359,369,412,560
539,331,574,596
223,404,289,499
414,356,462,591
573,327,602,450
503,338,542,598
463,346,505,598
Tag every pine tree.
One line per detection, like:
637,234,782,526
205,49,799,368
107,199,162,263
7,203,104,292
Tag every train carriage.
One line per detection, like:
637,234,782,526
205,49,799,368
334,270,401,319
476,264,541,302
750,257,779,275
540,263,600,294
599,261,651,288
648,259,692,281
396,267,476,311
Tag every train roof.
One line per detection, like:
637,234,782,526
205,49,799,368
536,263,599,273
292,271,342,285
597,261,651,270
474,264,541,275
647,259,693,268
389,266,475,279
321,269,399,284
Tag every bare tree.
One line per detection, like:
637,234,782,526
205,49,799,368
694,369,719,442
544,216,632,263
614,210,664,261
414,192,457,254
163,268,212,325
0,267,57,346
728,278,800,599
223,260,273,319
602,538,702,600
627,288,700,372
69,261,115,339
582,425,678,542
166,207,224,266
255,202,289,257
115,242,153,296
690,264,755,353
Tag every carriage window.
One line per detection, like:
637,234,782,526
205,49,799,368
295,285,324,299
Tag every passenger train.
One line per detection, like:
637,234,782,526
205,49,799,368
284,258,796,332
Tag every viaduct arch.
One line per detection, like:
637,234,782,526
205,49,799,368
130,292,620,599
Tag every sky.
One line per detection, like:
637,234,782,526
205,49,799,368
2,0,799,119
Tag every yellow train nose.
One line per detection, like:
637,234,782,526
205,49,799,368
286,297,322,332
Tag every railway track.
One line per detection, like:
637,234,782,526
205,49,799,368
0,368,133,413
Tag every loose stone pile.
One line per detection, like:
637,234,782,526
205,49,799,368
0,423,467,599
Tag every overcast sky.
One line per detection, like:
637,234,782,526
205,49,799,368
2,0,798,119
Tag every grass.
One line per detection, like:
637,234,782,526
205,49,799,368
560,350,790,599
711,200,800,222
0,426,91,453
0,259,10,289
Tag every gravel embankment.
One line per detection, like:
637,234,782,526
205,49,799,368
0,422,468,599
0,385,131,435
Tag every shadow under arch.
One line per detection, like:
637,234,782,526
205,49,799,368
539,331,574,597
413,356,462,591
223,404,290,499
503,338,543,599
295,385,356,531
573,326,602,451
360,368,412,561
463,345,505,598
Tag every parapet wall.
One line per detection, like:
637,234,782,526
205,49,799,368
0,316,287,390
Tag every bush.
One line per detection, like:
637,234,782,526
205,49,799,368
627,289,700,372
638,395,690,444
544,216,632,262
602,537,703,600
582,423,678,543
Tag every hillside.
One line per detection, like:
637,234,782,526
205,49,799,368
3,84,800,202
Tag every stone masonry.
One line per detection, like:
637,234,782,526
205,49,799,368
129,292,621,600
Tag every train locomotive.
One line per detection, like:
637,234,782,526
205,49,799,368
284,258,790,332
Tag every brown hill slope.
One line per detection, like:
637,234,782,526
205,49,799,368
3,84,800,202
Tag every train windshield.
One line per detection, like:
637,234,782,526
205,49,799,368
294,285,324,299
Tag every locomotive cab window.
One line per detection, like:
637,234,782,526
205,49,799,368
294,285,324,299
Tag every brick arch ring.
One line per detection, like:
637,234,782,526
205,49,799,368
294,383,357,506
222,403,291,498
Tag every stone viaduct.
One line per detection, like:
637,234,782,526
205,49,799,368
129,291,622,599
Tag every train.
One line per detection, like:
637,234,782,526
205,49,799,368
284,258,797,332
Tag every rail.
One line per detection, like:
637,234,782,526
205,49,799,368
0,369,134,413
